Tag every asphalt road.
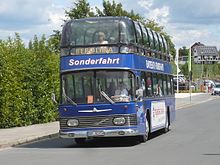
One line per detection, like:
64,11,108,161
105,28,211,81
1,97,220,165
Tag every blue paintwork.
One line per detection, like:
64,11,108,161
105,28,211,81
59,102,136,117
61,54,172,74
59,97,175,135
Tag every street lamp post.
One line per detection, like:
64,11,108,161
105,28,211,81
189,47,192,103
201,51,203,78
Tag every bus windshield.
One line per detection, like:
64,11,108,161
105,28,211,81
62,19,119,46
62,70,135,104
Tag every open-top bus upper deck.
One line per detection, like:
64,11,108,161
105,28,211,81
60,16,170,62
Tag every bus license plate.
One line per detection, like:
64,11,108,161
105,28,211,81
91,131,105,136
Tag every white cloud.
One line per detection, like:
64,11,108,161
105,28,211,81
136,0,170,26
0,0,66,41
147,6,169,24
138,0,153,10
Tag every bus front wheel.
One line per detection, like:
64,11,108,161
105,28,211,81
139,118,150,143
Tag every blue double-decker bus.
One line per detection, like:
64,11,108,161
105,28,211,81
59,17,175,144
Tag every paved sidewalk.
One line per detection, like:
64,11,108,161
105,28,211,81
0,93,217,149
0,122,59,148
175,92,216,109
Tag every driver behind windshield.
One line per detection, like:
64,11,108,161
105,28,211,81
115,82,128,96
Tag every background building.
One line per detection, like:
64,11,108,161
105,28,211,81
191,42,220,64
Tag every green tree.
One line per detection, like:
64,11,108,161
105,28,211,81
179,46,189,57
47,30,61,53
65,0,95,19
96,0,143,21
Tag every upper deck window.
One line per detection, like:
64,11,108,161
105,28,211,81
119,20,136,44
152,31,160,51
146,28,155,50
61,19,119,47
140,24,150,48
134,22,143,45
60,17,169,61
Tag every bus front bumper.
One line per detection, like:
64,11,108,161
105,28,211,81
59,128,139,138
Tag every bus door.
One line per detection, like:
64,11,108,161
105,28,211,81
135,76,146,133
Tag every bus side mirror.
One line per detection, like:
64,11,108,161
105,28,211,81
136,88,144,101
51,93,57,104
141,79,146,91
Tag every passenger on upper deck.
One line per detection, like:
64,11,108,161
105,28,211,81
96,32,108,44
120,32,130,53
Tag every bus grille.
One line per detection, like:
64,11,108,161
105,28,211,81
60,114,137,129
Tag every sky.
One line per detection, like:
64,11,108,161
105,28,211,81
1,0,220,50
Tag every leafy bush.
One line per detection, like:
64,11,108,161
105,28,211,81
0,34,59,128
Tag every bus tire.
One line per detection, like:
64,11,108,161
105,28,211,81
75,138,86,144
163,111,170,133
139,118,150,143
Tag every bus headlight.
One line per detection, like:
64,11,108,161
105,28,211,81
67,119,79,127
113,117,126,126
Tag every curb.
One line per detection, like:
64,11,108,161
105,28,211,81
0,133,59,149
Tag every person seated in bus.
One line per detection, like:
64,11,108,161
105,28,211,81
96,32,108,44
156,84,162,97
120,32,130,53
115,82,128,96
120,32,128,43
146,77,152,96
107,81,116,96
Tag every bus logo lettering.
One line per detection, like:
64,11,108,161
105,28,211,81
146,60,164,71
69,57,120,66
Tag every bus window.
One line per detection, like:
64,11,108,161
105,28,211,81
134,22,143,45
119,19,137,53
163,75,168,96
134,22,144,55
119,20,136,44
170,75,174,95
62,70,135,104
62,71,95,104
71,19,119,45
61,18,120,55
140,24,149,47
140,72,146,97
140,24,150,56
167,75,172,95
161,35,167,61
165,38,170,61
146,72,153,97
157,74,163,96
160,35,166,53
145,28,154,56
157,34,163,59
164,38,170,61
152,73,163,97
152,73,157,96
152,31,160,58
149,29,157,57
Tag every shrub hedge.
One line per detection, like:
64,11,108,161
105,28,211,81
0,34,60,128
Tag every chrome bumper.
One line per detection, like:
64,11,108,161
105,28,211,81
60,128,139,139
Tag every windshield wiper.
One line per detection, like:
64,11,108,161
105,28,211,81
62,87,77,106
99,85,115,104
